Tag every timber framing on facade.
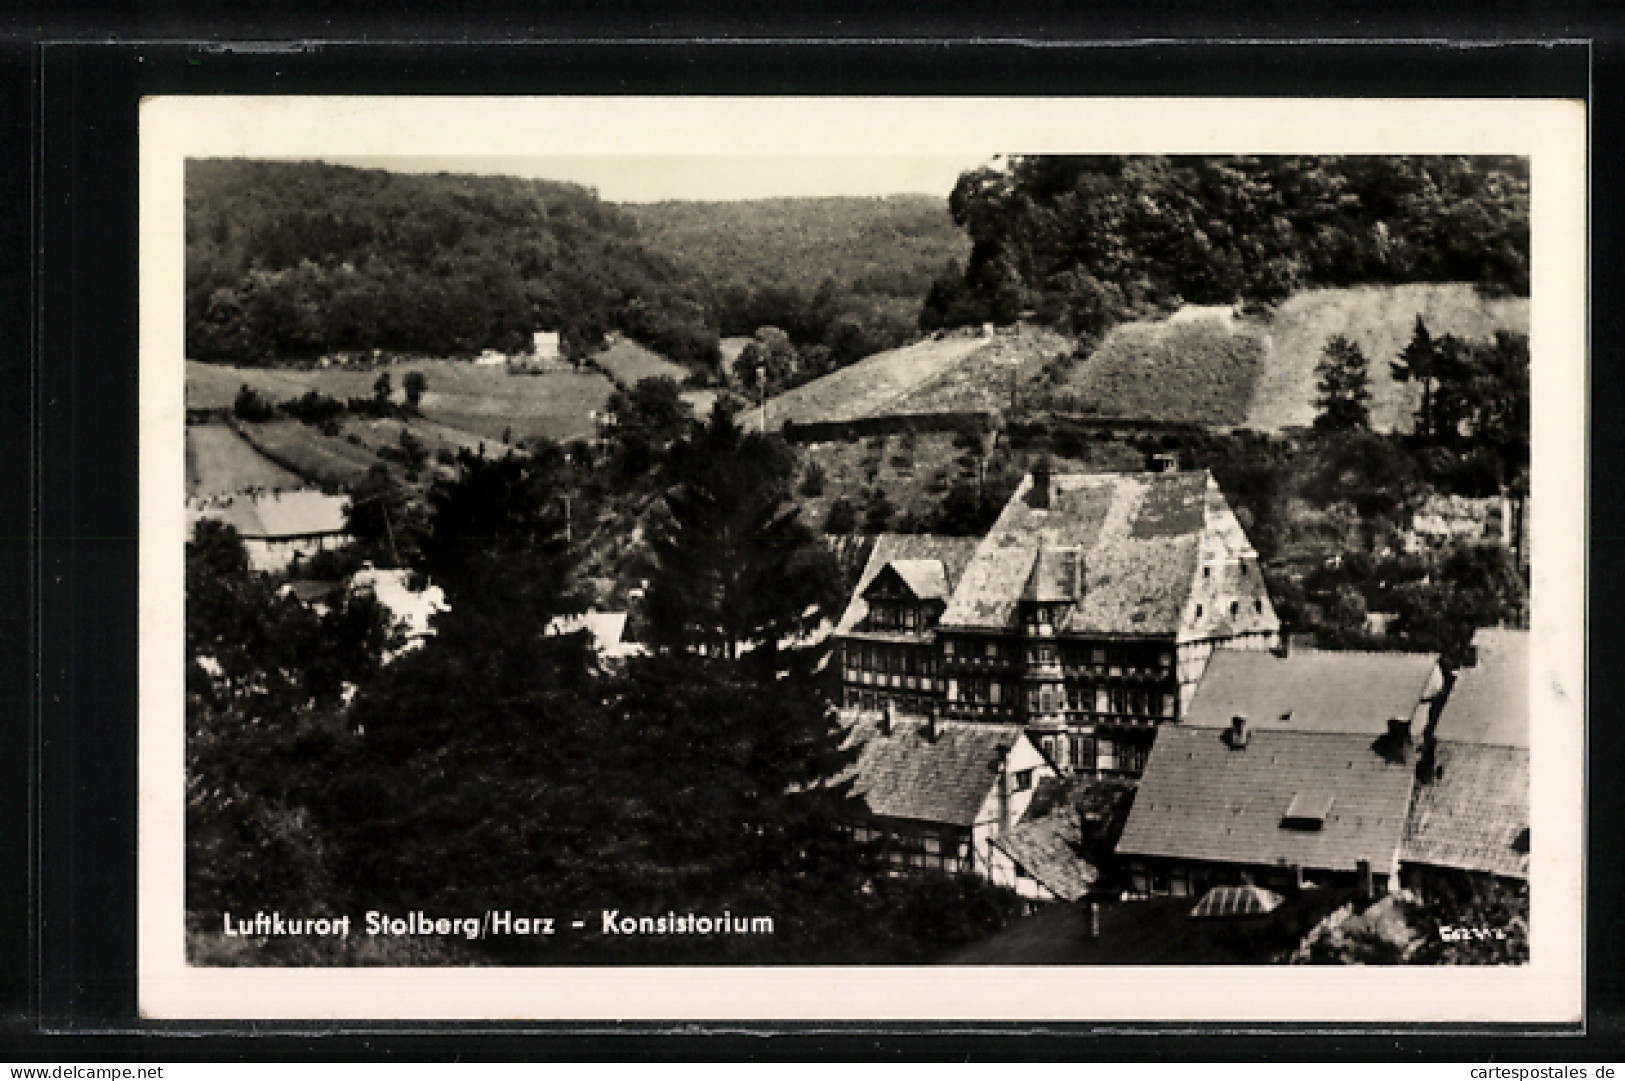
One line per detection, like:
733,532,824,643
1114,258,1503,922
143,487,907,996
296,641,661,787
835,467,1280,777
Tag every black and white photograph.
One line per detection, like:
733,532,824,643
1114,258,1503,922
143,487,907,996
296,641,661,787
139,96,1585,1022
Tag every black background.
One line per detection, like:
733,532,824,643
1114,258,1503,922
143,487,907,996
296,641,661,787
1,6,1617,1061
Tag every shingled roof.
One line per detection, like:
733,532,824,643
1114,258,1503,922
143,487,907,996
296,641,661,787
834,710,1022,828
989,804,1100,901
938,470,1278,639
1403,741,1530,879
1435,628,1528,748
1117,726,1416,875
1183,648,1442,736
836,534,980,635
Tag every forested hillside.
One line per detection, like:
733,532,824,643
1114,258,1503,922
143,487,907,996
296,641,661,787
924,155,1530,336
186,159,720,369
630,195,968,361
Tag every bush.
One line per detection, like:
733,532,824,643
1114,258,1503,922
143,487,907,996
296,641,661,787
233,384,276,423
282,389,347,428
823,497,857,535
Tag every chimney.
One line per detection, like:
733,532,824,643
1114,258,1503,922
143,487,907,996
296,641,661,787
1028,458,1052,510
1228,714,1249,749
881,700,895,736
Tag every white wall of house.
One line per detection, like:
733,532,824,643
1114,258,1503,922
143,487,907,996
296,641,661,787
983,844,1060,901
969,735,1056,873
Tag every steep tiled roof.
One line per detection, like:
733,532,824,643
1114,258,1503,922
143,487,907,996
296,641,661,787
835,534,979,635
834,710,1019,828
939,471,1278,639
1435,628,1528,748
1117,726,1416,874
1403,740,1529,879
1183,648,1441,736
990,804,1100,901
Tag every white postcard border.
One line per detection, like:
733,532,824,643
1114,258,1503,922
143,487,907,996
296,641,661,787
139,95,1587,1023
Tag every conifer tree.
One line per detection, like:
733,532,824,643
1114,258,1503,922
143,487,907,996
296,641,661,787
1313,334,1373,433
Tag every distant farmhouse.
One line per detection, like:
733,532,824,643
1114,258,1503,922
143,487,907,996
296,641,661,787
186,490,350,574
835,467,1280,778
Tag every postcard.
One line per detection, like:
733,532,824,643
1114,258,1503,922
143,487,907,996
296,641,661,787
139,95,1585,1022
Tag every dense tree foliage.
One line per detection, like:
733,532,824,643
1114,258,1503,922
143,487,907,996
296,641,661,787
186,160,720,370
923,155,1530,334
1313,335,1374,433
645,403,840,662
632,195,963,363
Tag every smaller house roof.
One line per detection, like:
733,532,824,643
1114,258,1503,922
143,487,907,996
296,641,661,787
1435,628,1528,748
1117,726,1416,875
1182,648,1441,736
989,804,1100,902
836,534,980,635
834,710,1022,828
1402,740,1529,879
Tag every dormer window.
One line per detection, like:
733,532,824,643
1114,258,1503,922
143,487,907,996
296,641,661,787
1281,792,1334,831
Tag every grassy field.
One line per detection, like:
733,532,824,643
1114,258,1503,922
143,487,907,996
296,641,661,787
235,421,382,490
186,360,617,446
186,423,305,498
752,333,995,431
1055,312,1267,427
1244,283,1531,433
592,338,687,387
892,326,1073,415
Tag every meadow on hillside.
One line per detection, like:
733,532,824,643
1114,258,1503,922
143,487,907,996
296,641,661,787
1244,284,1531,433
1050,315,1267,428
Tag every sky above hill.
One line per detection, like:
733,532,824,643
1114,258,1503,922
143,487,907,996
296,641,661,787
323,154,992,203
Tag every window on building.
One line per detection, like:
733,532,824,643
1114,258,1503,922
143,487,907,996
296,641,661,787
944,639,956,657
903,608,917,630
1095,686,1110,713
1230,601,1239,617
1171,867,1190,897
1070,735,1094,772
1159,651,1173,669
946,679,959,701
1039,644,1055,665
1013,769,1034,791
1195,604,1204,618
1130,862,1148,893
1092,647,1106,666
985,641,998,660
1203,565,1210,579
1255,599,1264,613
1097,738,1118,772
989,681,1002,705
